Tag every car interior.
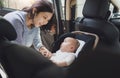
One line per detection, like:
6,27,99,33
0,0,120,78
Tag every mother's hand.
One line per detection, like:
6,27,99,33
39,46,52,58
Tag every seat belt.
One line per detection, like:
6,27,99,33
0,63,8,78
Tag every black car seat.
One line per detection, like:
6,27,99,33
52,31,99,53
75,0,120,50
51,30,99,78
0,17,65,78
110,14,120,42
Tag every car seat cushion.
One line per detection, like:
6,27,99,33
75,40,85,57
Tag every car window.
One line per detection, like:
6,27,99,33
76,0,85,18
59,0,85,21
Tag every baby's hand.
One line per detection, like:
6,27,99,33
42,51,52,58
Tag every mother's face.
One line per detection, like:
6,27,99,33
33,12,53,27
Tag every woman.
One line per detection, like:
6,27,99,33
3,0,54,57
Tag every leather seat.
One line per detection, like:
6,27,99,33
51,31,99,78
75,0,120,49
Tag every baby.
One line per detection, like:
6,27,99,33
45,37,80,67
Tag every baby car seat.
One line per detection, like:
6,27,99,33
52,31,99,55
52,31,99,78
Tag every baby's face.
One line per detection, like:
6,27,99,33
60,37,76,52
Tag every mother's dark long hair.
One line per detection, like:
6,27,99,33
40,14,56,30
22,0,54,19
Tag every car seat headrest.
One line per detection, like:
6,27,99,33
83,0,110,19
0,16,17,41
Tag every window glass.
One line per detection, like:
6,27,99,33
61,0,65,19
60,0,85,19
76,0,85,18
